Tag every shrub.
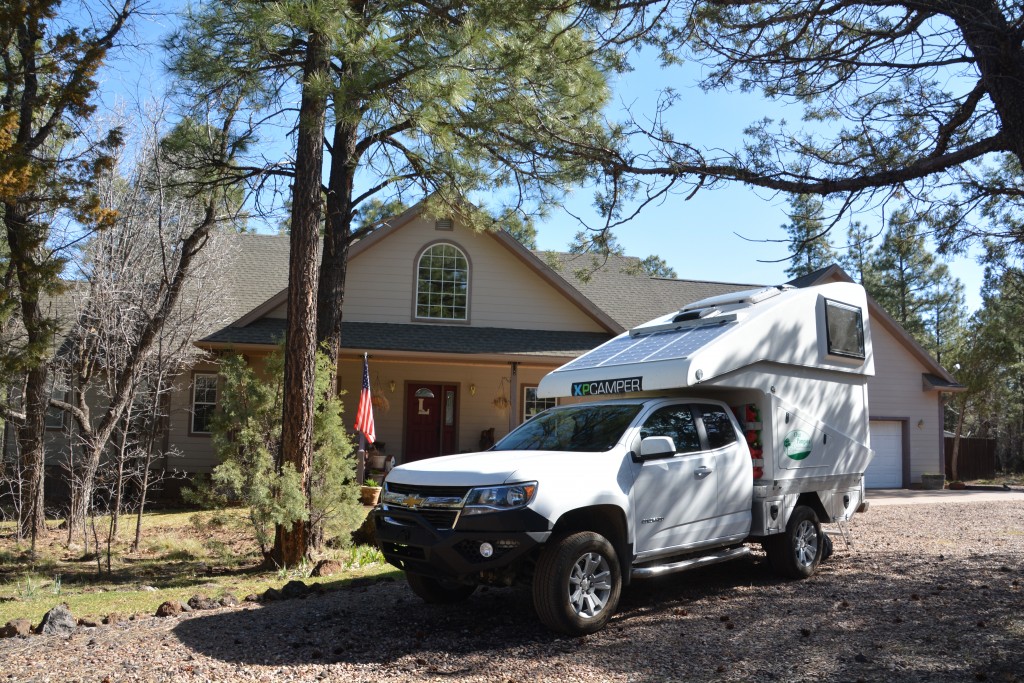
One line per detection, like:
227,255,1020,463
186,348,362,556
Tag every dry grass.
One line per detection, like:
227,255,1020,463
0,507,396,627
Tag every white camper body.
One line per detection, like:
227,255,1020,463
537,281,876,534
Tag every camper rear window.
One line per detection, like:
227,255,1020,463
824,299,865,359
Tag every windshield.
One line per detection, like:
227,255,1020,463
493,404,643,452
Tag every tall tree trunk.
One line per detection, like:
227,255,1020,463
317,116,360,379
68,438,105,541
18,365,48,544
5,203,50,543
271,29,330,567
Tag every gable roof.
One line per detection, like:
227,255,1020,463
230,206,624,333
540,251,759,330
787,264,962,390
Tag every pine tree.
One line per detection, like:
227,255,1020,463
870,209,965,360
170,0,623,564
839,221,878,289
872,210,941,343
783,194,837,279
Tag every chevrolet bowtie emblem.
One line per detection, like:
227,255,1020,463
403,494,426,509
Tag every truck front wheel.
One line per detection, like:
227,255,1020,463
765,505,824,579
533,531,622,636
405,572,477,604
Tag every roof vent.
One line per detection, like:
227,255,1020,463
673,307,718,324
435,218,453,230
680,285,793,313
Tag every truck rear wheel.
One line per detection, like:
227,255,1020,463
405,572,477,604
765,505,823,579
532,531,622,636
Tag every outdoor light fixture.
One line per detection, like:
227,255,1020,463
469,384,476,396
415,387,435,399
388,380,396,393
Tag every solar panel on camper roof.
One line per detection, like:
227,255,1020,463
560,334,638,370
560,322,733,371
644,325,731,362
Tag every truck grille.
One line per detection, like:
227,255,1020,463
386,483,472,498
417,509,459,529
383,483,471,530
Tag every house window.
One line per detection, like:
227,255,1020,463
45,374,68,430
522,386,556,422
416,243,469,320
191,373,218,434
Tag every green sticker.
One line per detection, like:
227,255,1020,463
783,430,812,460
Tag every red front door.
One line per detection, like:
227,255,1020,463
404,383,458,462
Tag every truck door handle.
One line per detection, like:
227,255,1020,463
695,466,713,479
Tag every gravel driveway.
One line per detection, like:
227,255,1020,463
2,499,1022,683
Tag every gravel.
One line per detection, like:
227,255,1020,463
2,500,1022,683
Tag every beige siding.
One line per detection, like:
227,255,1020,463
867,327,944,485
343,217,604,332
165,361,221,472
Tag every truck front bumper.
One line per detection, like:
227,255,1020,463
372,505,550,580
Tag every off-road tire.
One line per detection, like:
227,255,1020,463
764,505,824,579
405,572,476,604
532,531,622,636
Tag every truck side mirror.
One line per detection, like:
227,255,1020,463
639,436,677,459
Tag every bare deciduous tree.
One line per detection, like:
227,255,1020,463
51,105,244,544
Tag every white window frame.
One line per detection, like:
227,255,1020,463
45,374,68,430
415,242,470,321
191,373,219,435
522,385,557,422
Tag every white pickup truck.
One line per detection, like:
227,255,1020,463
373,282,875,635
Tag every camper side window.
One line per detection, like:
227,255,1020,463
640,405,701,454
824,299,865,359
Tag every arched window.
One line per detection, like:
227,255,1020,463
416,243,469,320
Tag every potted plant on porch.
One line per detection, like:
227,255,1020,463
360,478,382,506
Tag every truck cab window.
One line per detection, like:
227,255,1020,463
697,406,739,450
640,405,701,454
493,404,643,452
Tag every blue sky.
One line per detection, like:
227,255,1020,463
532,56,986,312
99,5,985,312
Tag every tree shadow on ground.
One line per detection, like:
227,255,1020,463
173,551,1024,682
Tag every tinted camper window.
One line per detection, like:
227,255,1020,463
824,299,865,359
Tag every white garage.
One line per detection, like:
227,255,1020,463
866,420,904,488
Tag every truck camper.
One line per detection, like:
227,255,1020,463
374,282,876,635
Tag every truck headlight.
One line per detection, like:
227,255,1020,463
462,482,538,515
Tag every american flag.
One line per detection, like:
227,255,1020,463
354,353,376,445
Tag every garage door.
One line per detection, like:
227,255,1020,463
866,420,903,488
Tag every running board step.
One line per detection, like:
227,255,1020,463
631,546,751,580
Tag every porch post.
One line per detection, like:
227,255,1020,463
508,362,519,432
